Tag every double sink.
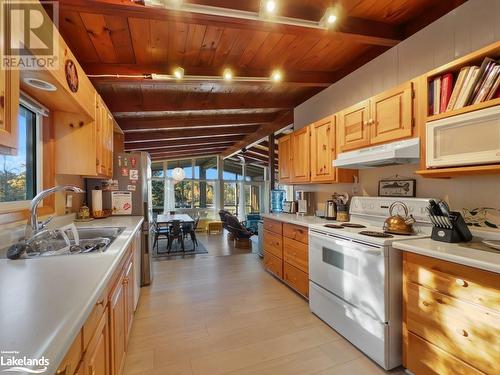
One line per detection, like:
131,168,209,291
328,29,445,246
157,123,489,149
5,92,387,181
2,226,125,259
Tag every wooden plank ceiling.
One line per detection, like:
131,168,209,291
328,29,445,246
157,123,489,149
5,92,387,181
52,0,466,161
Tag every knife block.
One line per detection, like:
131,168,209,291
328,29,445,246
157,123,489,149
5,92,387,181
431,226,463,243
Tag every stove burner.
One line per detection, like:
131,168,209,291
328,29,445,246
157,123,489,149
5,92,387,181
324,224,344,229
341,223,366,228
359,231,394,238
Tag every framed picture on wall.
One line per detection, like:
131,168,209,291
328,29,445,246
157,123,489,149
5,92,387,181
378,179,416,197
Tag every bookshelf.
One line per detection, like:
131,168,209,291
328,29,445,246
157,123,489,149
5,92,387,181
425,41,500,122
417,42,500,178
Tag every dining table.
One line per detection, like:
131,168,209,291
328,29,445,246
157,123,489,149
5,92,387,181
156,213,194,223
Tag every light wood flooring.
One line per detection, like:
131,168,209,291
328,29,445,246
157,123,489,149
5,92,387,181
124,234,405,375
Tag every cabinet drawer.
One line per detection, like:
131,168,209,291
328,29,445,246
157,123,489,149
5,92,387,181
263,251,283,279
405,252,500,311
263,230,283,259
284,263,309,297
283,237,308,273
406,282,499,374
83,288,107,350
283,223,308,244
406,332,483,375
56,331,82,375
263,218,283,235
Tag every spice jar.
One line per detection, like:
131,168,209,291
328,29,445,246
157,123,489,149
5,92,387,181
336,204,349,222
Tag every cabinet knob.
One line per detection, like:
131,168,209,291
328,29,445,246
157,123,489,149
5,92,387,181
55,364,69,375
457,329,469,337
455,278,468,287
422,300,432,307
96,299,104,306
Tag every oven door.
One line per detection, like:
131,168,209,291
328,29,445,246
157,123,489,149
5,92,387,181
309,230,387,322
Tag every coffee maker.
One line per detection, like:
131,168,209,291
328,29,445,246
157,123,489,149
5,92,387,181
295,191,315,216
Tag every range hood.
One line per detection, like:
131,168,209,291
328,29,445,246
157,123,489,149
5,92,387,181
333,138,420,169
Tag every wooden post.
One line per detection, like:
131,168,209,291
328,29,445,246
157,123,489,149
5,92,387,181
268,134,276,191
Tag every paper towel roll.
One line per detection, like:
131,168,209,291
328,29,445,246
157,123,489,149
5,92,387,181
92,189,102,213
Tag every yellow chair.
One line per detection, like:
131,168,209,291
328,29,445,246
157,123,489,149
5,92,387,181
206,221,223,235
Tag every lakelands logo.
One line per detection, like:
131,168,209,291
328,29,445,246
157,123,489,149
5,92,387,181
1,0,59,70
0,351,49,373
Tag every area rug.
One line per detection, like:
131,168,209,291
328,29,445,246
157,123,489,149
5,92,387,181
152,237,208,260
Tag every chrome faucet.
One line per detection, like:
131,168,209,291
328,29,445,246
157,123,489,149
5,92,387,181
26,185,85,239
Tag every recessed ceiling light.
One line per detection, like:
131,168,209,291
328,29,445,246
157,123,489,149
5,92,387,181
320,7,338,28
23,77,57,91
223,68,233,81
271,70,283,82
260,0,277,17
173,67,184,79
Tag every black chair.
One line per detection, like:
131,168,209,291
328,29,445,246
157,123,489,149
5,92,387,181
153,221,169,253
167,220,184,253
187,216,200,248
218,210,232,231
225,214,256,240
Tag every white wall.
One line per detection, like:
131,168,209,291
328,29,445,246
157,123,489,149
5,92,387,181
292,0,500,212
294,0,500,129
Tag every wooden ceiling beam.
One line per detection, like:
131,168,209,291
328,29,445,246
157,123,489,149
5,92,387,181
125,125,259,142
222,111,293,157
151,150,224,160
124,135,245,148
57,0,402,47
104,93,299,112
119,112,278,131
245,147,277,157
127,143,234,154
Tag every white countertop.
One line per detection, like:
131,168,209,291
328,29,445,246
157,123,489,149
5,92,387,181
0,216,144,374
262,213,332,227
393,230,500,274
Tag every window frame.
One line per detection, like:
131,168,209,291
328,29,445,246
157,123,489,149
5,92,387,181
0,101,43,212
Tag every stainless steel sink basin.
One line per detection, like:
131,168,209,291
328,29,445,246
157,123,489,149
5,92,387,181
2,226,126,259
72,226,125,240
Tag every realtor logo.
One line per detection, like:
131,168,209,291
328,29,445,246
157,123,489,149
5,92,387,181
1,0,59,70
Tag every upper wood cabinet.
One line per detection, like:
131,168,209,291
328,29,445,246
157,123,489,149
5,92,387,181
310,116,336,182
291,126,311,183
0,66,20,151
370,81,413,145
338,100,371,152
339,82,415,152
55,95,114,178
278,134,292,183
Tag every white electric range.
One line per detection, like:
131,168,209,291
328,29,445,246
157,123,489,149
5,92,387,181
308,196,434,370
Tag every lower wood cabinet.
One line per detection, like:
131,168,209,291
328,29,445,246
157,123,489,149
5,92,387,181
262,218,309,298
56,230,139,375
403,252,500,375
85,307,110,375
110,272,127,375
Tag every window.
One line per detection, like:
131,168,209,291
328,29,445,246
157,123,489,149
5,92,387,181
0,105,37,203
245,164,265,182
223,160,243,180
151,179,164,210
174,180,193,209
151,162,164,177
195,157,217,179
193,180,215,208
244,185,261,214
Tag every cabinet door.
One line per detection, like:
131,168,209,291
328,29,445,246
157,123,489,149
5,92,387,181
278,134,292,183
310,116,336,182
370,81,413,145
338,100,370,152
124,257,134,346
110,277,126,375
0,64,20,150
291,126,310,183
85,308,110,375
